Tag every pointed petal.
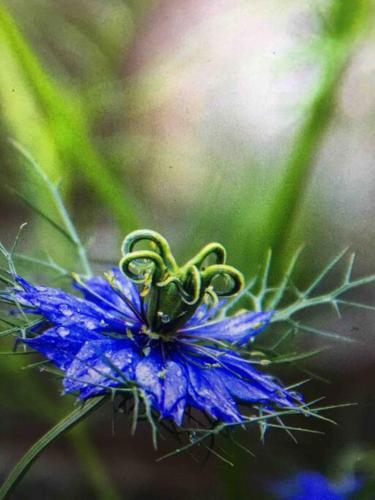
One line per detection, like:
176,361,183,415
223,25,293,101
219,368,282,404
168,398,186,426
13,279,127,333
177,352,242,423
220,351,301,407
135,348,164,406
23,326,96,370
134,351,188,424
180,311,272,345
64,338,140,398
162,361,187,425
74,269,142,324
180,344,301,409
184,300,226,327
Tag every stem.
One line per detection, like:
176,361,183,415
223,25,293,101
265,1,369,264
273,273,375,322
225,3,371,498
53,188,92,278
69,427,121,500
0,3,139,232
11,141,92,278
0,396,107,500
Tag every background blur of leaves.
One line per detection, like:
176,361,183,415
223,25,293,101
1,0,375,498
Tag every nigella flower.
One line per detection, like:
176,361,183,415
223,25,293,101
272,470,362,500
2,230,301,427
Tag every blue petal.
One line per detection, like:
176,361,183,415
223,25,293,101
218,350,301,408
15,275,34,291
135,348,164,406
134,350,188,424
162,360,187,425
175,352,242,423
74,269,142,324
272,471,355,500
179,311,272,345
184,300,226,327
219,367,285,404
111,269,142,310
13,279,127,333
64,338,140,398
178,344,300,409
23,326,97,370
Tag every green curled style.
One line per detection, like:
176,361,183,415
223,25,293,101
157,265,202,305
119,229,245,331
201,264,244,297
204,285,220,307
119,250,166,284
175,265,202,305
121,229,178,272
187,242,227,269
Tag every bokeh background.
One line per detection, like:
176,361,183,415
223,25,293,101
1,0,375,498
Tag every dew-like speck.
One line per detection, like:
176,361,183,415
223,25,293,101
57,327,70,338
59,304,73,317
160,313,170,324
84,319,97,330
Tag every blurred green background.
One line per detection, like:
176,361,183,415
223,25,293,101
1,0,375,498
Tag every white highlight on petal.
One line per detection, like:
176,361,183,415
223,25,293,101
57,327,70,338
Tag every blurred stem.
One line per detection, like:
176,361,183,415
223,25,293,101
11,141,92,278
0,8,137,491
220,451,247,500
68,426,120,500
265,0,370,269
0,396,108,500
0,2,139,231
225,3,371,499
0,357,119,499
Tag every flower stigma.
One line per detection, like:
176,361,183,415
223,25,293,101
119,229,245,334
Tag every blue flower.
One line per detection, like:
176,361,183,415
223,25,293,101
272,471,362,500
5,268,301,426
2,229,306,428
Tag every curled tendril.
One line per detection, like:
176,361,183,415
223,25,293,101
119,250,166,283
176,265,202,305
119,229,244,330
122,230,177,272
157,266,201,305
187,242,227,269
204,285,219,307
201,264,244,297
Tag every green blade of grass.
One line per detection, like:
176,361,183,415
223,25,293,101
0,3,138,231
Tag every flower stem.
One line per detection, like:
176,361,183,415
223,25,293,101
11,141,93,278
0,396,107,500
0,3,139,233
68,426,121,500
265,1,370,268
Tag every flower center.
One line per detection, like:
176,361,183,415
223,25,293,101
119,230,244,333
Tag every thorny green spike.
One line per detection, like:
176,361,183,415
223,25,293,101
119,230,244,333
